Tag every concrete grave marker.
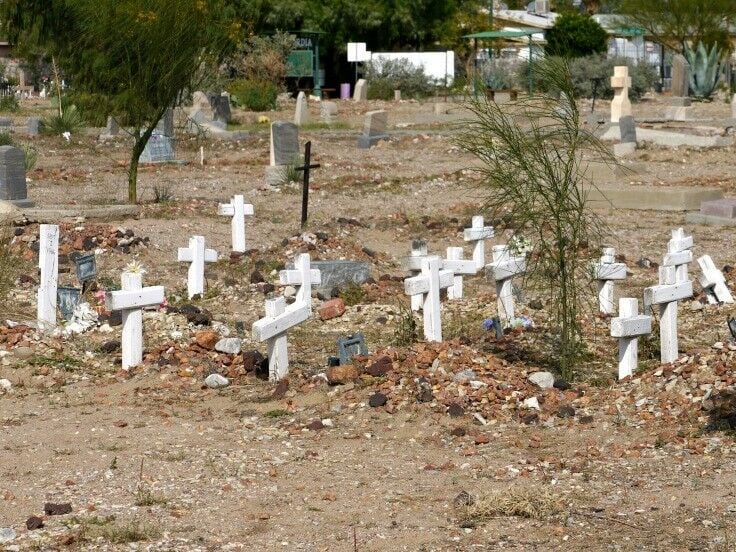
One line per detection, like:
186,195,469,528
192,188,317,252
337,333,368,365
644,266,693,364
671,54,690,98
697,255,733,304
611,298,652,380
665,96,692,121
357,110,389,148
140,133,174,164
592,247,627,314
699,199,736,219
177,236,218,299
101,116,119,139
106,271,165,370
294,91,309,126
487,245,526,326
463,215,494,269
37,224,59,330
266,121,300,185
320,101,338,123
610,66,632,123
208,93,231,124
353,79,368,101
403,256,454,342
0,146,30,205
443,246,477,300
663,227,693,283
311,260,370,296
27,117,40,136
407,239,428,311
252,254,320,380
619,115,636,144
217,194,254,253
156,108,175,137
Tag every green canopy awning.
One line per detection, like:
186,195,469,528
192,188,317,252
463,29,538,39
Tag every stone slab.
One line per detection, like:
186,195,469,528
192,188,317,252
619,115,636,143
667,97,692,107
311,260,371,295
613,142,636,158
665,106,693,121
586,185,723,211
270,121,299,166
357,134,389,149
0,145,27,201
601,125,732,148
699,198,736,218
686,212,736,226
20,204,141,222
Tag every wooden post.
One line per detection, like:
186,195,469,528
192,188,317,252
265,297,289,380
592,247,627,314
487,245,526,326
611,297,651,380
218,195,254,254
697,255,733,304
37,224,59,330
443,246,477,300
294,141,321,229
463,216,494,270
106,272,165,370
177,235,217,299
403,255,453,342
644,266,692,364
407,240,428,311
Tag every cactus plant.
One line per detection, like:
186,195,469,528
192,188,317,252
684,42,723,99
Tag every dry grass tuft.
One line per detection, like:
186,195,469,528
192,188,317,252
457,487,562,527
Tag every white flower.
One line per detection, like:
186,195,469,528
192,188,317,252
62,131,71,141
124,260,146,274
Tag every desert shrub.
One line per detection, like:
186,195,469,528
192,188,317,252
545,12,608,58
479,59,520,90
64,91,112,126
364,58,435,100
0,95,19,113
40,105,84,136
228,31,294,86
227,79,277,111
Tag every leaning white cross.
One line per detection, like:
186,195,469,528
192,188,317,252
404,256,454,342
697,255,734,304
443,247,477,300
177,235,218,299
217,194,254,253
37,224,59,331
592,247,627,314
463,216,494,270
611,298,652,380
252,253,321,380
643,266,693,364
407,239,428,311
106,271,165,370
663,227,693,284
487,245,526,326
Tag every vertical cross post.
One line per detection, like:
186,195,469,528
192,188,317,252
487,245,526,326
443,246,477,300
177,236,218,299
611,298,652,380
294,141,320,229
217,194,254,253
279,253,321,308
644,266,693,364
407,239,428,311
265,296,289,380
697,255,734,304
37,224,59,330
663,227,693,284
592,247,627,314
463,216,494,270
403,256,454,342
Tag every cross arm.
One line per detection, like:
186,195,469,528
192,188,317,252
106,286,165,311
463,227,494,241
404,269,454,295
252,302,311,341
279,269,322,286
593,263,627,281
442,258,477,275
611,315,652,338
643,280,693,305
487,258,526,281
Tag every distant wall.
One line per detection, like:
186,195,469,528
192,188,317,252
369,51,455,86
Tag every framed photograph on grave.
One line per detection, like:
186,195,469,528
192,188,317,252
337,333,368,365
74,253,97,283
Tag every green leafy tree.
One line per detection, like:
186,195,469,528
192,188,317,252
618,0,736,54
2,0,238,203
545,13,608,58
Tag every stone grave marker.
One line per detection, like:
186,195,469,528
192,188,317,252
320,101,338,123
407,239,428,311
443,246,477,300
0,145,30,205
27,117,40,136
404,256,454,342
699,198,736,219
357,110,389,149
156,108,175,137
337,333,368,365
610,66,632,123
463,216,494,270
208,93,231,124
218,194,254,253
665,96,692,121
644,266,693,364
177,235,218,299
487,245,526,326
732,94,736,119
619,116,636,144
592,247,627,314
294,91,309,126
611,298,652,380
37,224,59,331
671,54,690,98
353,79,368,101
139,133,174,164
311,260,370,297
697,255,734,304
106,270,165,370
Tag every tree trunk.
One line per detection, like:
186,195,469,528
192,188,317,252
127,109,168,204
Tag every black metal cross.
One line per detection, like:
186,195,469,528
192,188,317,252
591,77,604,112
294,140,321,229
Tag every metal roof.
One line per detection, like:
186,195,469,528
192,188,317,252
463,29,538,39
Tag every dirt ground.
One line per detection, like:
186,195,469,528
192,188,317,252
3,93,736,551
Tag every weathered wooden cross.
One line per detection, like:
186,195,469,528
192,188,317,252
443,246,477,300
404,256,454,342
663,227,693,284
407,239,428,311
294,141,321,229
487,245,526,326
217,194,254,253
592,247,627,314
177,235,218,299
106,270,165,370
37,224,59,331
610,297,652,380
643,266,693,364
697,255,734,304
252,253,321,380
463,216,494,270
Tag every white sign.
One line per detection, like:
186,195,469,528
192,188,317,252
347,42,369,63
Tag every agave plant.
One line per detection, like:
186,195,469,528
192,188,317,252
684,42,724,99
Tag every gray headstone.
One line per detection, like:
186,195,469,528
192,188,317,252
671,55,690,98
311,260,371,295
357,110,389,149
27,117,40,136
294,91,309,126
105,116,120,136
0,146,27,202
700,199,736,219
156,108,175,137
619,115,637,144
337,333,369,365
270,122,299,166
353,79,368,101
139,133,174,164
208,94,231,124
320,101,338,122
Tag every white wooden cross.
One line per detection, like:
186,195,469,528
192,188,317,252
643,266,693,364
487,245,526,326
611,298,652,380
663,227,693,284
443,246,477,300
407,239,428,311
592,247,627,314
217,194,254,253
404,256,454,342
106,271,165,370
252,253,320,380
177,235,218,299
37,224,59,331
697,255,734,304
463,216,494,270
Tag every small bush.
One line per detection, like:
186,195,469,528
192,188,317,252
152,185,173,203
0,131,13,146
364,58,435,100
0,95,19,113
228,79,278,111
479,60,519,90
545,13,608,58
41,105,85,136
64,91,112,126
